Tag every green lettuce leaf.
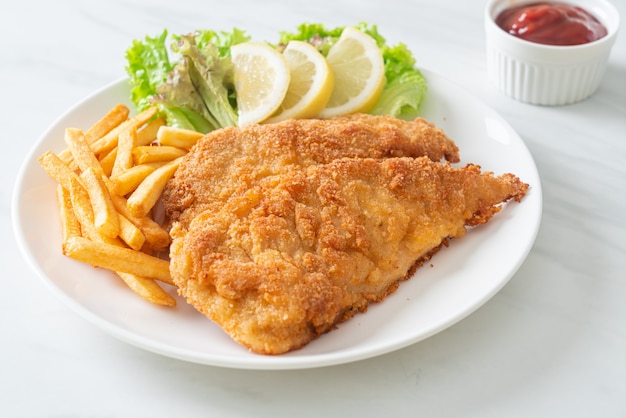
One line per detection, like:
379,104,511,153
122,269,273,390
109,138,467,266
125,28,249,132
125,29,174,112
370,43,427,119
172,34,238,130
194,28,251,56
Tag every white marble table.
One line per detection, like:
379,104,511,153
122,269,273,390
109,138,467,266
2,0,625,416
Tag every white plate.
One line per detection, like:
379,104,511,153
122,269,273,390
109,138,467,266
12,70,542,370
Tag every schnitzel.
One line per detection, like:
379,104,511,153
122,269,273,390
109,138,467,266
162,114,528,354
162,114,459,231
167,154,528,354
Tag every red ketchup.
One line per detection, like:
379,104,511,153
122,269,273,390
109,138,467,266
495,2,608,46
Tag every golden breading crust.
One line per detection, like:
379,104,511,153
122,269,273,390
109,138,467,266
169,156,527,354
162,114,459,232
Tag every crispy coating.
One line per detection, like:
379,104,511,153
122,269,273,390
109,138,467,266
162,114,459,231
169,156,528,354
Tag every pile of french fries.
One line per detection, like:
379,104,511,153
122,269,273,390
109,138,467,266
39,104,203,307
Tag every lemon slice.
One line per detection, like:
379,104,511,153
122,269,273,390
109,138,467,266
266,41,335,123
318,27,386,118
231,42,291,126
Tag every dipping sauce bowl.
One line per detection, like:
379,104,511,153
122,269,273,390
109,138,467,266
485,0,620,105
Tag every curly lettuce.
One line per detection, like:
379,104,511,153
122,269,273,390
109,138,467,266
125,28,249,133
125,29,174,112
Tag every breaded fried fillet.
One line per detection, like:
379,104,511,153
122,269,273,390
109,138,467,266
162,114,459,231
169,157,528,354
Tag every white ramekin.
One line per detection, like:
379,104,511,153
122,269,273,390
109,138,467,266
485,0,620,106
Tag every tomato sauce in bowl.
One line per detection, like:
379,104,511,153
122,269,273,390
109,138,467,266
485,0,619,105
495,2,608,46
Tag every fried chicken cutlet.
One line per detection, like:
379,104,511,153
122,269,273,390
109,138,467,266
162,114,459,231
168,156,528,355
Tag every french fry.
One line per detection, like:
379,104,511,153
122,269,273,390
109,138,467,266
136,116,166,146
90,107,158,156
68,177,144,262
118,214,146,251
65,128,159,243
84,103,130,144
98,147,117,177
68,177,123,246
109,195,170,250
38,151,81,191
132,145,187,165
58,103,130,164
80,167,120,239
56,185,81,241
127,157,183,218
102,177,171,251
68,177,94,227
42,105,186,306
111,126,137,178
157,125,204,150
110,162,164,196
65,128,105,177
116,272,176,307
62,236,173,284
67,178,169,305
